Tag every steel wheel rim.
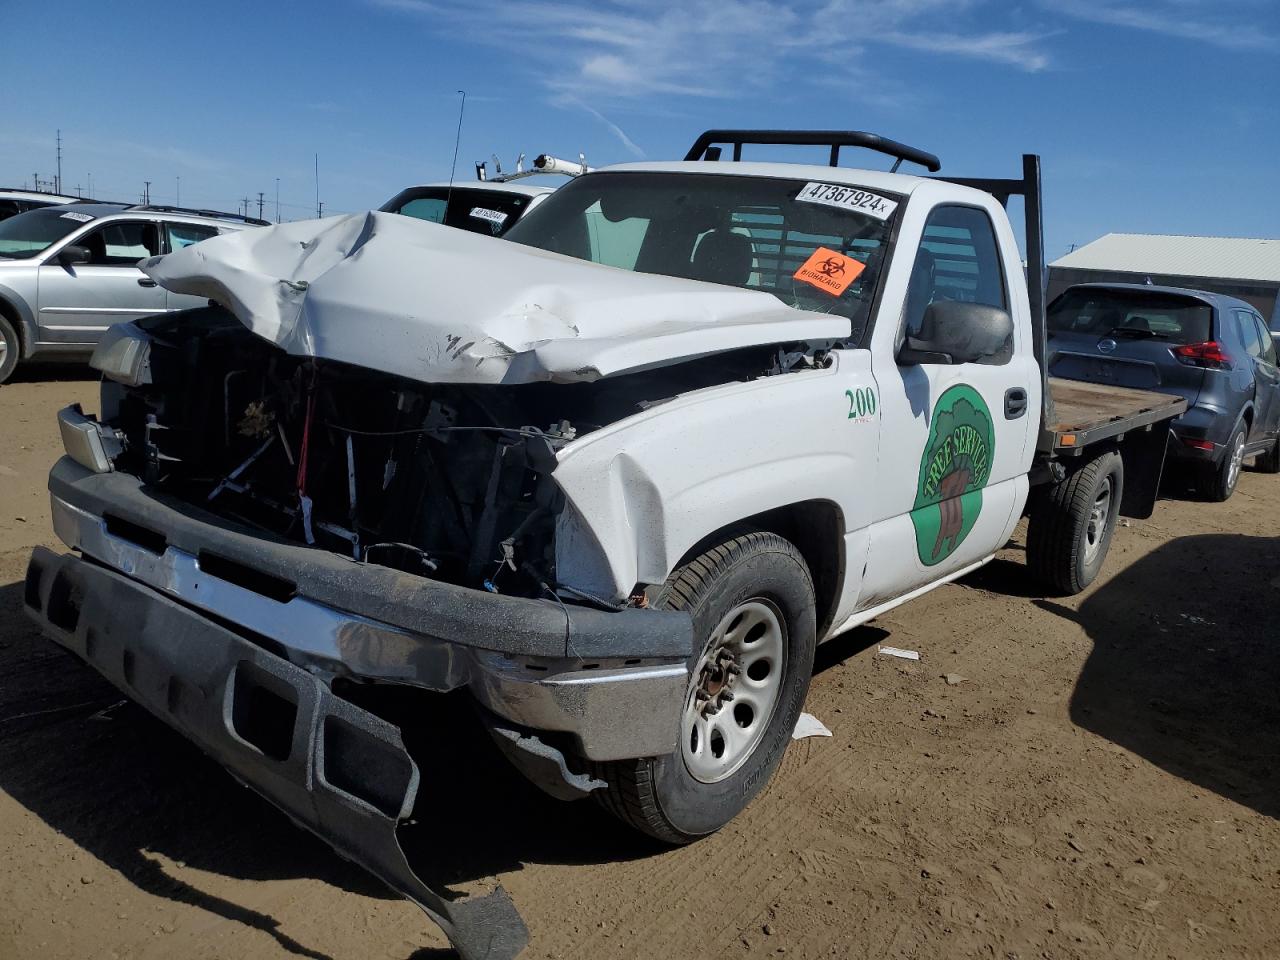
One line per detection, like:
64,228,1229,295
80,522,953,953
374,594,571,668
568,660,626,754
0,334,8,365
1084,476,1112,565
681,599,786,784
1227,433,1244,490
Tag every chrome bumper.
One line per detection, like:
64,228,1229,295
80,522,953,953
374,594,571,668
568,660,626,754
47,466,688,762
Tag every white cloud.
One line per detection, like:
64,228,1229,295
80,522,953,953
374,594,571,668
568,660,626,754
369,0,1055,104
1050,0,1277,51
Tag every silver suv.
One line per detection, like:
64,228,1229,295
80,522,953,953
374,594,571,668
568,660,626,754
0,188,85,222
0,203,265,382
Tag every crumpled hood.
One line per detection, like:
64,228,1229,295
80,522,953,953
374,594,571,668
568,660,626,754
140,211,851,385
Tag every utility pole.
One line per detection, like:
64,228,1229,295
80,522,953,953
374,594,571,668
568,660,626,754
87,172,92,198
275,178,280,223
55,129,63,194
176,176,181,207
73,184,82,198
143,180,151,204
257,191,265,220
241,196,251,218
314,154,321,218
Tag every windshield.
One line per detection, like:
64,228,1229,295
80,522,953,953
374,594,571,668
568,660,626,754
379,186,534,237
0,206,96,259
1048,288,1213,344
504,172,900,336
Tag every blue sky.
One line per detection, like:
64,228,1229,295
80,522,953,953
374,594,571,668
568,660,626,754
4,0,1277,258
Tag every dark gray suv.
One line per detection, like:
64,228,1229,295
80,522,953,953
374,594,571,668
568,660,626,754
1048,283,1280,501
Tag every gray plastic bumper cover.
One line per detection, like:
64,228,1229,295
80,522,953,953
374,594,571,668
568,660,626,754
24,546,529,960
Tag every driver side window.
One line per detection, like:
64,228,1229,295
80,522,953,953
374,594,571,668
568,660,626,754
904,205,1007,338
79,220,160,266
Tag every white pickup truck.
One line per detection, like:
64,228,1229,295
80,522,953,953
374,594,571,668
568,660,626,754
26,130,1185,959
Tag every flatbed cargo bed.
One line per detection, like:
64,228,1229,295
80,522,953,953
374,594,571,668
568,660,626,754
1040,378,1187,455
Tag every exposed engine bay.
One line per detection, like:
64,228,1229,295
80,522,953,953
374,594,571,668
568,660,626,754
105,307,827,600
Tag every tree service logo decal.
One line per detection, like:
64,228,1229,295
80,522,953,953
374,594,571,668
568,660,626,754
910,384,994,566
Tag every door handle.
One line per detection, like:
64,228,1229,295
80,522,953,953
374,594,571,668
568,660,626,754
137,278,157,287
1004,387,1028,419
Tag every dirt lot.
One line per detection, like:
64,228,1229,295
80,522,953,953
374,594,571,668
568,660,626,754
1,371,1277,960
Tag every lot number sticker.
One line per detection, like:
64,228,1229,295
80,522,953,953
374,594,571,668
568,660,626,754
469,207,508,227
60,211,94,222
794,246,865,296
796,182,898,221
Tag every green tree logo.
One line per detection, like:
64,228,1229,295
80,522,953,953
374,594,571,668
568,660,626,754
911,385,995,566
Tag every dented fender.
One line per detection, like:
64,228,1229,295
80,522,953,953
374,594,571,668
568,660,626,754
552,350,880,606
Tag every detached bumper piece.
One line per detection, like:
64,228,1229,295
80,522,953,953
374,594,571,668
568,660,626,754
24,547,529,960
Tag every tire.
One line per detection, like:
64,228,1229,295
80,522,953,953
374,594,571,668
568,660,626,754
0,313,18,384
593,531,816,844
1196,422,1246,501
1253,437,1280,475
1027,449,1124,596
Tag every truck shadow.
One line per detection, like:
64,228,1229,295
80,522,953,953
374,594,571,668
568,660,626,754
1042,534,1280,820
0,579,658,958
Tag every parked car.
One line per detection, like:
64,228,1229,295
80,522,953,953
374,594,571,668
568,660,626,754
26,131,1189,958
0,203,266,382
1048,283,1280,499
0,188,85,222
379,180,553,236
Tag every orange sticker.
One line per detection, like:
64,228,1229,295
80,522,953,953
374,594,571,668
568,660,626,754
793,246,864,296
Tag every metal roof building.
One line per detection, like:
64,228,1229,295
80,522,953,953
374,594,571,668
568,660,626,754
1048,233,1280,324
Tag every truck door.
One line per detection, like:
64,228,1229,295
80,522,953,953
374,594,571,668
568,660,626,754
36,218,167,345
858,201,1037,605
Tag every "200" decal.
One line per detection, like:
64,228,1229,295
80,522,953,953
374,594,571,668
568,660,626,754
845,387,877,420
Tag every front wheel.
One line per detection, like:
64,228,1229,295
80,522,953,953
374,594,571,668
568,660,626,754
594,531,816,844
1253,437,1280,475
0,313,19,384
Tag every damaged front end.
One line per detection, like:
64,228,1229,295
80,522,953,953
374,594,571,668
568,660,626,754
31,201,855,957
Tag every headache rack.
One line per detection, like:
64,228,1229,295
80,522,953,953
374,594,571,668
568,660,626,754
684,129,942,173
128,203,270,226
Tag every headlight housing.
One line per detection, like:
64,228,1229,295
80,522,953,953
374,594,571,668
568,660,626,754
90,322,153,386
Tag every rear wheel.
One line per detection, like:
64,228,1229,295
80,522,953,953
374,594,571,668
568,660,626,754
1027,449,1124,595
1197,422,1246,501
0,313,18,384
593,531,816,844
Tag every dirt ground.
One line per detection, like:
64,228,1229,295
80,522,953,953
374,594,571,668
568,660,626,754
1,369,1277,960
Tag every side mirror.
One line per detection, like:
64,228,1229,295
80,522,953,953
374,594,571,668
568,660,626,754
58,244,92,266
899,300,1014,366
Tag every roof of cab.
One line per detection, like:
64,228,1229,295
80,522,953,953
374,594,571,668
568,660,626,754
587,160,940,198
399,180,555,197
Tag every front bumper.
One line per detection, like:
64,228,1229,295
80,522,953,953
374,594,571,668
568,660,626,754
25,546,527,960
46,455,690,761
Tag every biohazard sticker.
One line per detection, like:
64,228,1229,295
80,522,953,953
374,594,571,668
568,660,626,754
794,246,865,296
910,384,995,566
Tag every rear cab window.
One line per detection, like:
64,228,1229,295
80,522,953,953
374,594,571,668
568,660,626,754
380,187,534,236
1048,289,1213,344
